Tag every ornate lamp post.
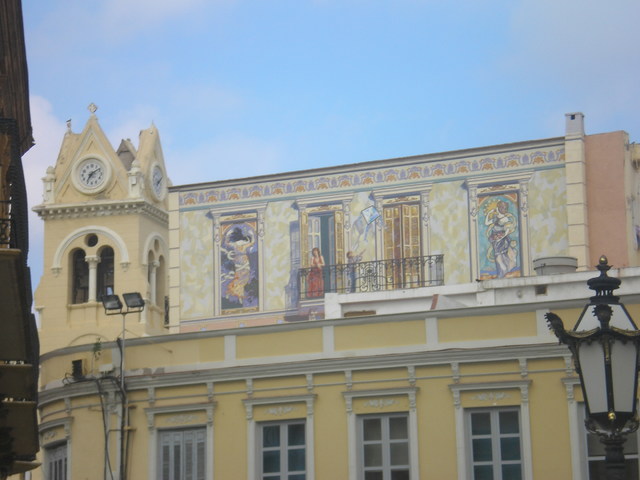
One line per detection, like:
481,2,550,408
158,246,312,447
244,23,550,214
546,256,640,479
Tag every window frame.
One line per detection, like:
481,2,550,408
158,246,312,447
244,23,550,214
145,402,214,480
44,441,68,480
577,403,640,479
244,394,316,480
157,427,207,480
465,407,523,480
357,412,411,480
343,387,419,480
258,419,307,480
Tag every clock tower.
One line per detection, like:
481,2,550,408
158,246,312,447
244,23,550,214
33,105,172,353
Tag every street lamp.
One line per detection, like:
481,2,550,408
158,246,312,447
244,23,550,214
546,256,640,479
101,292,145,389
101,292,144,480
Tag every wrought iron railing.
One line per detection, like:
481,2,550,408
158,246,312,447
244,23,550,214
0,117,38,389
0,119,30,259
299,254,444,300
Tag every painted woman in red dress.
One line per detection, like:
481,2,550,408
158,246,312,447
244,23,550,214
307,247,325,297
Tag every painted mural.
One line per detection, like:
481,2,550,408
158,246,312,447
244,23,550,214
478,192,521,279
221,221,259,312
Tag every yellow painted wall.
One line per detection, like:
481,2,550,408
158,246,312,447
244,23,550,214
335,319,426,351
528,167,569,261
438,312,537,342
430,180,471,284
263,201,298,311
179,209,215,319
236,328,323,359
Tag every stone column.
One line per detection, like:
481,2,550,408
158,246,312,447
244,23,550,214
85,255,100,302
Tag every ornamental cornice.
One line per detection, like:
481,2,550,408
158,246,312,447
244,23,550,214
178,140,565,208
39,343,569,406
33,200,168,224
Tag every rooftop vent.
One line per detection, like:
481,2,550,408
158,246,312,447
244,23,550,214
533,256,578,276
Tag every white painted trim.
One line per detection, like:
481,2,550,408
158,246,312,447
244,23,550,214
247,418,255,480
563,378,583,480
243,394,316,480
454,403,465,480
346,410,357,480
323,325,334,354
294,191,355,208
145,402,215,480
521,397,533,480
224,335,236,363
52,225,130,271
425,316,438,348
450,380,532,480
342,387,419,480
142,232,169,262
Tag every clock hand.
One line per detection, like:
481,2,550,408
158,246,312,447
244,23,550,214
87,168,100,180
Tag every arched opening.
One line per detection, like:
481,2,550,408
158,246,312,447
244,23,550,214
71,249,88,304
156,255,166,306
97,246,114,301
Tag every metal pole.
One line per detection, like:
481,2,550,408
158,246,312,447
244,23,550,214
120,312,126,480
602,435,626,480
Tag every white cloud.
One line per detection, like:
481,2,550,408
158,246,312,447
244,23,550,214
169,84,246,120
505,0,640,130
100,0,212,39
105,105,163,151
23,96,67,289
167,135,286,185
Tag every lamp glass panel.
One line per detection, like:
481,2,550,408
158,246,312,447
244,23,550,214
610,304,637,330
611,341,638,413
574,306,599,332
577,341,608,414
102,294,122,311
123,292,144,308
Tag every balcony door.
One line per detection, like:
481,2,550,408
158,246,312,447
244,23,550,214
383,203,421,288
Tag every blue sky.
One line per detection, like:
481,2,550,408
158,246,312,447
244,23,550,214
21,0,640,288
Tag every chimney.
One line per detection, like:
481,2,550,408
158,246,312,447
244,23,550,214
565,112,585,139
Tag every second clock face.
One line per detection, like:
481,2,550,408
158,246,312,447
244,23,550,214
151,164,165,199
78,158,106,189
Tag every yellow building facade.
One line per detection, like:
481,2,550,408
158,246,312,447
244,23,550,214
33,112,640,480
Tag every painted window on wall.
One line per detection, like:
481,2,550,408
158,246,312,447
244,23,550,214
220,220,259,313
477,192,521,280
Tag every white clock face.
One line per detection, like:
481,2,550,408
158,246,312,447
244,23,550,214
78,158,106,189
151,165,165,199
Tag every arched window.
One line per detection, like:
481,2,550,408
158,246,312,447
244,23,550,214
97,246,114,301
156,255,166,306
147,241,167,307
71,249,89,304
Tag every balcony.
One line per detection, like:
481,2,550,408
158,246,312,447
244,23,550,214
299,254,444,300
0,119,39,474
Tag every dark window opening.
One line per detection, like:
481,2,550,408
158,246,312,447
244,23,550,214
72,249,88,304
97,246,114,301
